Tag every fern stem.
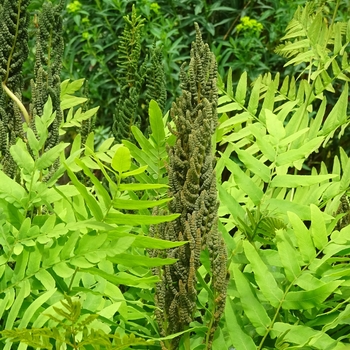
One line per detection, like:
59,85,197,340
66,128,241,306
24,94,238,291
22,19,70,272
1,82,30,124
68,267,79,292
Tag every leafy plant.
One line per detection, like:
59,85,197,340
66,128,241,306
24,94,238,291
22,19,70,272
215,1,350,348
2,295,153,349
0,89,183,349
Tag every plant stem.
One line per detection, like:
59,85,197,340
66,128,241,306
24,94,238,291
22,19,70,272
1,82,30,124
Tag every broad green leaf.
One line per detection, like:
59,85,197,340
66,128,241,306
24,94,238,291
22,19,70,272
13,243,23,255
225,298,257,350
234,147,270,182
131,126,158,159
288,212,315,263
217,102,242,113
60,95,87,110
270,174,337,187
265,110,286,140
64,165,104,221
149,99,165,146
18,289,56,329
107,231,186,249
60,78,85,96
218,183,245,222
235,71,247,104
267,199,310,220
247,75,261,114
221,153,263,205
273,323,338,349
112,197,171,210
118,183,168,191
5,280,30,329
218,112,250,130
120,165,148,178
310,204,328,250
85,268,159,289
75,233,108,255
98,137,115,152
282,281,342,310
108,254,177,267
308,12,323,45
70,256,95,268
10,139,35,174
75,158,111,210
98,302,122,319
243,240,283,308
84,133,95,155
281,39,310,53
260,79,276,121
276,229,301,282
111,146,131,173
278,127,309,147
26,127,41,154
321,83,348,135
226,68,233,98
285,50,315,66
41,96,56,126
105,213,179,225
36,143,69,170
276,137,324,167
52,262,75,278
60,231,80,260
250,125,276,162
123,140,159,174
233,265,271,335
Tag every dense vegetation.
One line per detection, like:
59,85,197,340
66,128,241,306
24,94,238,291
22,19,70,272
0,0,350,349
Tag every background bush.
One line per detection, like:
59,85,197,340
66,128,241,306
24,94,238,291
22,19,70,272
52,0,306,128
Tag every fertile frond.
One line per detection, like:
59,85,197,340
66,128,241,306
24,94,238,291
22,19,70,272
150,23,228,349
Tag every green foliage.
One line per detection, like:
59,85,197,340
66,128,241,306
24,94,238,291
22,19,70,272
2,295,153,349
216,1,350,348
62,0,307,127
0,94,181,349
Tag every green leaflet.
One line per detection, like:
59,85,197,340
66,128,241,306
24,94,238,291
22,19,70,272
225,298,257,350
276,229,301,282
272,323,339,349
243,240,283,308
64,165,104,221
288,211,316,263
270,174,337,188
105,213,179,225
108,254,177,267
282,281,342,310
221,153,264,205
310,204,328,250
5,280,31,330
111,145,131,173
112,197,171,210
233,145,270,183
149,99,166,147
233,264,271,335
10,139,35,174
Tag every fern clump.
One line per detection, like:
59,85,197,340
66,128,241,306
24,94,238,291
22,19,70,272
216,1,350,348
150,23,228,349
